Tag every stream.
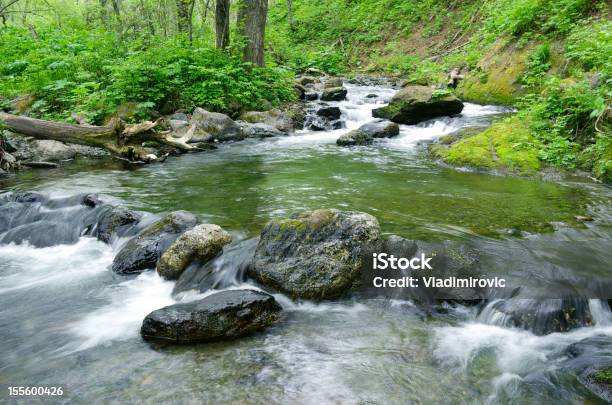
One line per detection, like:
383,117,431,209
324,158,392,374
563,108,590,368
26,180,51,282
1,82,611,403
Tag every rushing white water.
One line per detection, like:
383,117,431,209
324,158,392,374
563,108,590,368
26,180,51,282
0,238,114,294
277,82,510,149
67,271,176,352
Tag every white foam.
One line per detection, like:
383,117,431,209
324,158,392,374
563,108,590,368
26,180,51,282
432,322,612,373
67,271,175,352
0,238,114,294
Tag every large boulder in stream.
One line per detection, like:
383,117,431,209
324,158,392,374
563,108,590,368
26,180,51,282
190,108,245,142
111,211,199,274
372,85,464,124
157,224,232,280
140,289,282,344
248,209,381,299
321,87,347,101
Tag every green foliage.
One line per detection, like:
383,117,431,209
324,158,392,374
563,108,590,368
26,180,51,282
431,88,452,99
524,77,609,170
0,26,296,123
566,19,612,74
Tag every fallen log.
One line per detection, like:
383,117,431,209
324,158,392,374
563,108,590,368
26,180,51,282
0,112,197,162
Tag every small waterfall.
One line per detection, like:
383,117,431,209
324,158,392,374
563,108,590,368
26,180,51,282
588,299,612,325
172,237,259,295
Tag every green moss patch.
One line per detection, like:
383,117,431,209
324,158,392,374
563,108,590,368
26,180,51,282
431,116,541,175
594,368,612,384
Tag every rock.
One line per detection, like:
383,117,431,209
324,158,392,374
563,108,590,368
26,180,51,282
111,211,199,274
4,133,109,161
576,215,594,222
96,206,142,243
366,93,378,98
248,209,381,299
190,108,245,142
239,108,299,133
324,77,343,88
297,76,317,86
304,92,318,101
336,130,373,146
321,87,347,101
358,120,400,138
480,298,593,335
157,224,232,280
372,85,464,124
294,84,306,99
170,112,189,121
316,106,341,120
141,289,282,343
82,194,101,208
169,119,189,132
239,122,284,138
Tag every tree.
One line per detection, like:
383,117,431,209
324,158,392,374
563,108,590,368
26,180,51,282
236,0,267,67
215,0,230,49
176,0,194,35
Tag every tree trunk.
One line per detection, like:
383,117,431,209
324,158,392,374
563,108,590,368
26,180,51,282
176,0,194,34
215,0,230,49
287,0,292,29
236,0,267,67
0,112,196,162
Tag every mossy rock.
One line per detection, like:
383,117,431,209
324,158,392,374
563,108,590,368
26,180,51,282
457,39,531,106
372,85,463,124
430,116,541,175
248,209,381,299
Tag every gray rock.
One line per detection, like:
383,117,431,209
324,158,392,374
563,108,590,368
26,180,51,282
297,76,317,86
96,206,142,243
111,211,199,274
170,112,189,121
358,119,400,138
316,106,341,120
321,87,347,101
372,85,464,124
336,130,373,146
157,224,232,280
190,108,245,143
141,289,282,343
239,122,284,138
239,109,297,133
169,119,189,132
248,209,381,299
5,133,109,161
304,92,318,101
324,77,343,89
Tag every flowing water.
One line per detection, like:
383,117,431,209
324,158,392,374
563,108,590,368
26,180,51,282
1,83,611,403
